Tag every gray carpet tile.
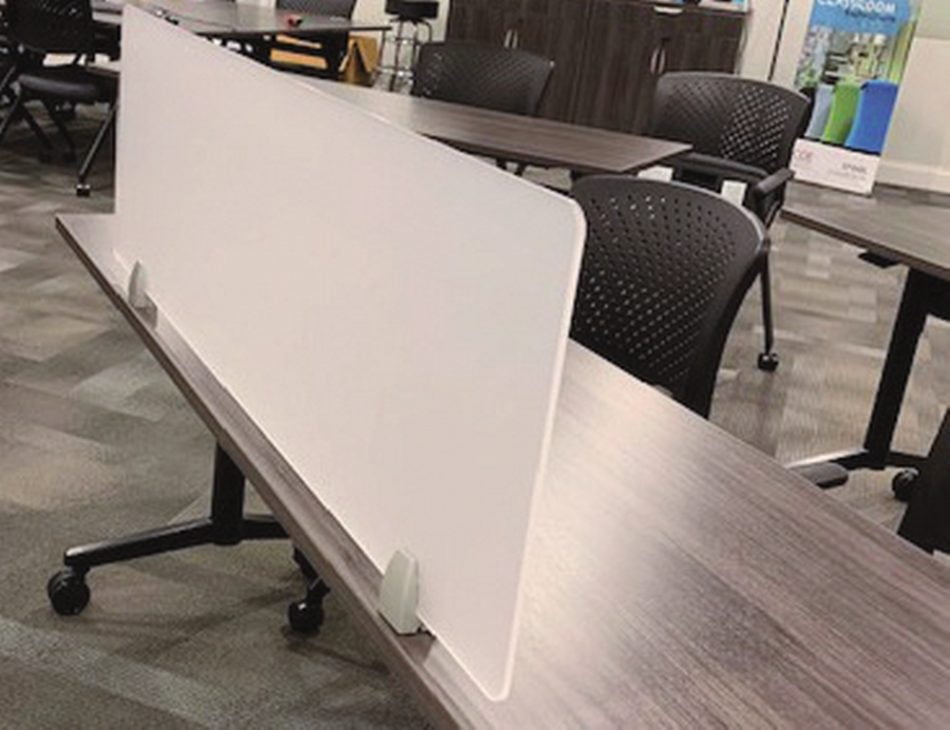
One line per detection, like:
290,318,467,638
0,113,428,728
0,108,948,727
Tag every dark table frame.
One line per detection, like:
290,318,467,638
782,202,950,478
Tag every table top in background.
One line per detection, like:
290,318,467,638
305,79,691,175
91,0,390,36
784,183,950,281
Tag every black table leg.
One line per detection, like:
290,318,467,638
47,443,288,616
321,33,348,79
789,269,943,478
861,269,934,468
898,410,950,554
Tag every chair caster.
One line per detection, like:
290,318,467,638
38,151,53,163
892,469,919,503
757,352,779,372
47,568,90,616
76,183,91,198
287,579,330,634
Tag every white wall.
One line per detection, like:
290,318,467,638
744,0,950,193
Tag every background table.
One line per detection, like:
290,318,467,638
92,0,389,68
305,79,691,175
57,211,950,729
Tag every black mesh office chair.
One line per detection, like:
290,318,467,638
412,41,554,117
278,0,356,14
649,72,810,373
0,0,118,196
570,177,767,419
413,42,553,174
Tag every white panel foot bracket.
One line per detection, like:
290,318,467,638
379,549,422,635
128,261,150,309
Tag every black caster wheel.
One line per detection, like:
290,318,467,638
292,548,318,581
76,183,91,198
288,598,325,634
892,469,919,503
287,579,330,634
47,568,90,616
757,352,779,372
38,151,53,164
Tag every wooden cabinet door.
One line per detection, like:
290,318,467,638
571,0,659,132
513,0,591,122
445,0,518,46
656,7,744,75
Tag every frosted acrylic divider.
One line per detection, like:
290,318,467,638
113,8,585,700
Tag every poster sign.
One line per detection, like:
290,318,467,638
791,0,924,194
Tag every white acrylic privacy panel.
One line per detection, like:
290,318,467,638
114,8,584,700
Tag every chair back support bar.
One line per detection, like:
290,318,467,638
570,177,767,417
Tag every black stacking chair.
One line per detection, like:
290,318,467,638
0,0,118,196
266,0,357,77
412,41,553,174
0,12,52,143
570,177,767,419
412,41,553,117
648,72,810,373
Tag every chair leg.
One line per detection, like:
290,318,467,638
76,101,117,197
757,256,779,372
0,93,52,159
0,93,24,145
41,99,77,162
20,105,55,160
0,62,19,105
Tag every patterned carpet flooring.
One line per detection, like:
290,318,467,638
0,111,947,728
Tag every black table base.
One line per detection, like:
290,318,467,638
790,268,950,478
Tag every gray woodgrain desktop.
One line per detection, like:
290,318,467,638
55,212,950,728
303,79,692,175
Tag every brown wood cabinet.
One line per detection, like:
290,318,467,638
514,0,591,122
446,0,746,131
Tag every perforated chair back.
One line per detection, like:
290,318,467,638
4,0,96,55
650,72,809,174
276,0,356,18
570,177,767,418
412,42,554,117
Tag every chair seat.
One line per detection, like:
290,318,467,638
385,0,439,21
19,65,115,103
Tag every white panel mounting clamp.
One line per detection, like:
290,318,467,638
379,549,422,635
128,261,150,309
